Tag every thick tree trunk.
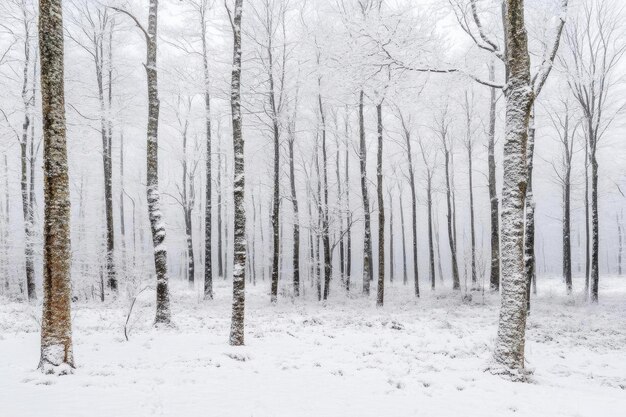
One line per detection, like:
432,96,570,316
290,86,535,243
493,0,534,378
38,0,74,373
375,102,384,307
488,62,501,291
229,0,245,346
358,91,372,295
141,0,171,325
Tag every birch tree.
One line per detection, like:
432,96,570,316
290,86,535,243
112,0,171,324
227,0,245,346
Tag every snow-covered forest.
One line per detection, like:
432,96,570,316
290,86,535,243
0,0,625,415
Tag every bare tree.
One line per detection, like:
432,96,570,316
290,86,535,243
546,98,577,295
358,90,373,295
435,107,460,291
492,0,567,379
38,0,74,374
398,109,419,296
112,0,171,324
560,0,626,303
462,91,478,289
227,0,245,346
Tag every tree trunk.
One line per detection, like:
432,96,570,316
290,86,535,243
444,146,460,290
320,93,332,301
493,0,534,377
584,139,590,298
344,117,352,291
336,131,344,289
20,25,36,300
288,127,300,296
401,116,419,297
467,120,477,289
141,0,171,325
38,0,74,373
488,62,500,291
229,0,245,346
590,140,599,303
375,102,384,307
388,189,394,284
427,174,435,290
201,4,213,300
269,35,281,304
562,112,572,294
358,91,372,295
524,111,536,312
217,132,224,280
618,213,623,276
399,194,408,286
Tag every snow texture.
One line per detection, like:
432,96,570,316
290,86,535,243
1,277,625,416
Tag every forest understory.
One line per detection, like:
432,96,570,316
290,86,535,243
1,275,624,417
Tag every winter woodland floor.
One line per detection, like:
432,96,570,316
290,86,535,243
1,275,625,417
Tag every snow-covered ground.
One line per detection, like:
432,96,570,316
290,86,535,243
1,275,625,417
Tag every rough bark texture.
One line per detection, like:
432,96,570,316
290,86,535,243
492,0,534,379
375,102,384,307
229,0,245,346
358,91,372,295
143,0,171,325
38,0,74,374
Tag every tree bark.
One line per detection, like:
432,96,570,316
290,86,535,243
487,62,500,291
399,194,408,286
358,91,372,295
229,0,245,346
493,0,534,378
141,0,171,325
288,121,300,296
38,0,74,373
200,1,213,300
375,102,384,307
524,111,536,312
443,143,460,291
400,114,419,296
